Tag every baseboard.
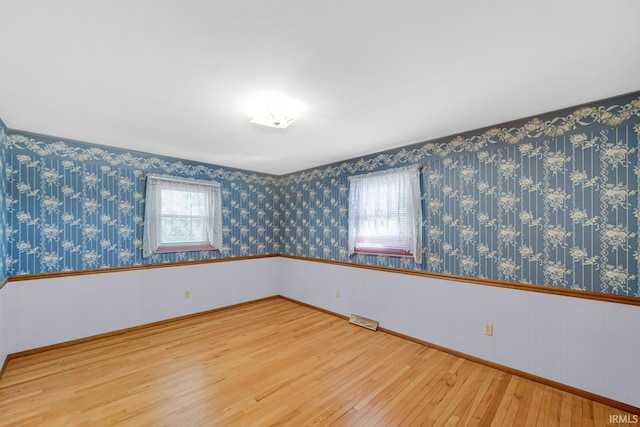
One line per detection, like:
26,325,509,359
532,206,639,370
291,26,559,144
277,296,640,416
378,327,640,416
279,295,350,321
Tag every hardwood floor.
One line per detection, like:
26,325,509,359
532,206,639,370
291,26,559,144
0,297,636,426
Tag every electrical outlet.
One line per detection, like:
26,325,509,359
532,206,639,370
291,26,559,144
335,289,340,298
484,324,493,336
185,290,190,299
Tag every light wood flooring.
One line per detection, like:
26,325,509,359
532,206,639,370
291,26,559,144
0,297,636,426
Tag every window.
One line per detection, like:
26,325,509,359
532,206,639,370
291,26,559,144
142,174,222,257
348,166,422,263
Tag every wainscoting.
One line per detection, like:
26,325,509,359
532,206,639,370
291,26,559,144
1,297,637,425
0,256,279,356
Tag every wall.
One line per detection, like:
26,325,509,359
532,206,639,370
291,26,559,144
5,256,279,353
0,119,8,368
278,257,640,408
278,92,640,296
6,91,639,290
6,131,280,275
2,126,283,369
0,120,7,282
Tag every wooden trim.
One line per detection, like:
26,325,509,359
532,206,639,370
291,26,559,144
278,296,640,416
6,254,279,282
278,295,350,321
354,244,413,257
280,254,640,306
5,295,278,361
378,327,640,416
0,278,7,291
6,253,640,306
153,242,217,253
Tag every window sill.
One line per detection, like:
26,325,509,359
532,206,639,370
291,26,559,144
153,243,217,254
354,246,413,258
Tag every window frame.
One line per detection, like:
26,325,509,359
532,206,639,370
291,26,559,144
348,166,422,263
142,174,222,257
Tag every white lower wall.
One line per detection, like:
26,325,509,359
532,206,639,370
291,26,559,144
278,257,640,408
5,257,279,354
0,284,7,369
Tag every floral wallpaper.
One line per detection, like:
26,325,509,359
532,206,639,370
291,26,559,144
5,133,280,275
0,121,7,282
2,92,640,297
278,92,640,297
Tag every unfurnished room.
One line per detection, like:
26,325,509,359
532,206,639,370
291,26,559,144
0,1,639,425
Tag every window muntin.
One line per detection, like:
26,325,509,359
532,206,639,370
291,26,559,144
143,175,222,257
348,166,422,262
159,188,207,244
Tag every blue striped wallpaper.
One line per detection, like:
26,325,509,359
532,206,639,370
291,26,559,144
278,93,640,296
0,121,7,282
6,133,279,274
2,92,639,297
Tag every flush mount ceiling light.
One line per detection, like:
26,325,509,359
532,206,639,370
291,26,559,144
248,92,302,129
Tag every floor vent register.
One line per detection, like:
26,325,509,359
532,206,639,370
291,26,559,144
348,314,379,331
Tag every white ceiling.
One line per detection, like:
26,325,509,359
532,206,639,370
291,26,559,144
1,1,639,175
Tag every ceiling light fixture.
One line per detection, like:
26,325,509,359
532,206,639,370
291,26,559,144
249,92,301,129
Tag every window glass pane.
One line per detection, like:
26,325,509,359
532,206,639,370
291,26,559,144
357,175,405,244
143,175,222,257
160,217,205,243
159,188,207,244
161,189,205,216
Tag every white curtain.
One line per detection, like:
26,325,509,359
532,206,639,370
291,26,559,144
348,165,422,263
142,174,222,258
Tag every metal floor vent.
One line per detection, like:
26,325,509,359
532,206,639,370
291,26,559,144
348,314,379,331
